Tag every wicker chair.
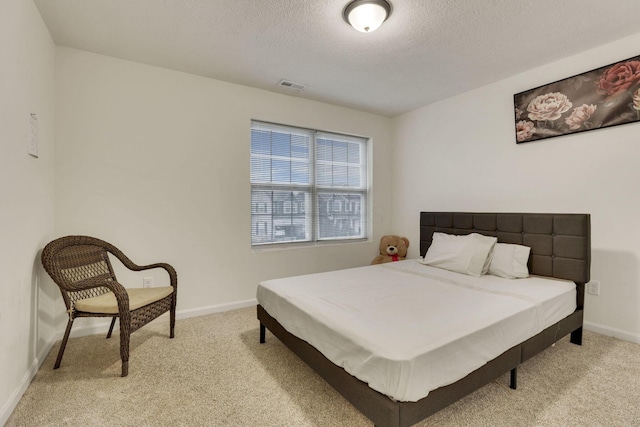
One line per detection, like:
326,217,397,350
41,235,177,377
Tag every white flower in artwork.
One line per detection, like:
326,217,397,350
527,92,572,121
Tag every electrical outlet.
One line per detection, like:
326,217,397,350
587,280,600,296
143,277,153,288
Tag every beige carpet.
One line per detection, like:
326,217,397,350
6,307,640,427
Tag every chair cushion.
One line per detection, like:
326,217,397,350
74,286,174,314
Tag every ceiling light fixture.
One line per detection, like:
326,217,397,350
343,0,392,33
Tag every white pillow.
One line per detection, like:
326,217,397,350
420,232,497,277
488,243,531,279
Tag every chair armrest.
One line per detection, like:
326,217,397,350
127,262,177,291
106,245,178,291
102,280,130,317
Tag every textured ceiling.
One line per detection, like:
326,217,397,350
34,0,640,117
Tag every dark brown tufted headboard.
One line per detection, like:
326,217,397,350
420,212,591,288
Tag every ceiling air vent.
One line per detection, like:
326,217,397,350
277,79,306,91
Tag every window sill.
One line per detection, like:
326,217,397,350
251,238,369,253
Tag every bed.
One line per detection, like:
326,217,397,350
257,212,590,427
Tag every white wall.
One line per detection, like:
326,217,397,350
0,0,56,424
391,33,640,343
54,47,393,322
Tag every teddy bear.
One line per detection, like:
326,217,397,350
371,235,410,265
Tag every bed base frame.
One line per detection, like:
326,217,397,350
258,212,590,427
258,305,582,427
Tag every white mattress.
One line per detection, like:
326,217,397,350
257,259,576,402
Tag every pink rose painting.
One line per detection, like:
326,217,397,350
596,61,640,97
514,54,640,143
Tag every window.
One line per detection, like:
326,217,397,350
251,121,368,246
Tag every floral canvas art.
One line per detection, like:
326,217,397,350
514,54,640,143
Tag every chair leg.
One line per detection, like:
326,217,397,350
119,315,131,377
106,317,117,339
54,319,74,369
170,301,176,339
119,330,130,377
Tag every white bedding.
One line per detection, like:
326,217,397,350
257,259,576,402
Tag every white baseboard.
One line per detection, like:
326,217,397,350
55,298,259,340
176,298,258,320
0,338,55,427
0,298,258,426
584,321,640,344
